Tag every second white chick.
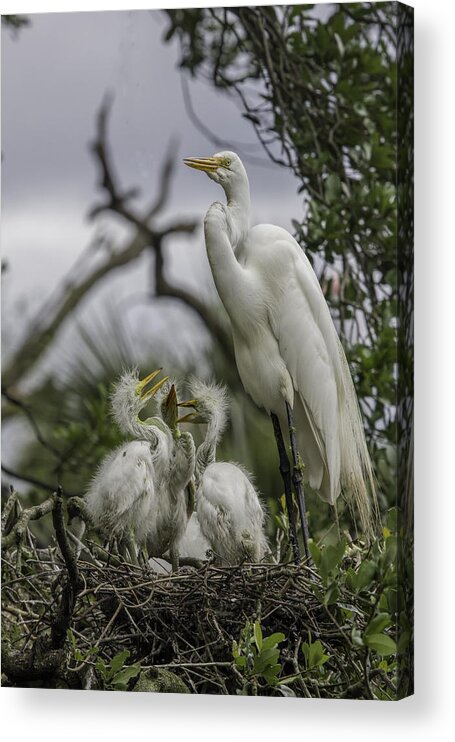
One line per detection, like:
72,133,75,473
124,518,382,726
179,379,268,565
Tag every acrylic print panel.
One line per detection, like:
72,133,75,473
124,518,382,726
1,3,413,699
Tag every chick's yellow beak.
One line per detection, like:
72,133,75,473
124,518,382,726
163,384,178,429
136,369,169,400
183,156,220,173
178,399,198,408
177,398,204,424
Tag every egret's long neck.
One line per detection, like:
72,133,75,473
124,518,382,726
114,402,170,446
204,174,251,319
225,177,250,251
195,414,220,481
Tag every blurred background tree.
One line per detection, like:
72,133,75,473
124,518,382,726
2,3,405,546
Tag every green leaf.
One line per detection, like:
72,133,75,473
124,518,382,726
253,621,263,651
355,560,376,591
308,540,321,567
112,664,141,688
364,612,392,637
302,639,330,669
345,567,358,591
254,648,280,674
319,540,345,581
262,664,281,684
109,650,130,678
383,535,398,568
323,581,340,605
325,173,341,204
364,633,397,656
67,629,77,652
308,640,330,668
261,633,286,651
95,657,107,676
397,631,411,653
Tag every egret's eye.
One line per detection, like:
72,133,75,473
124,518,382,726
224,158,231,167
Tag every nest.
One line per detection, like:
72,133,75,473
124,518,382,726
1,490,405,698
2,546,375,697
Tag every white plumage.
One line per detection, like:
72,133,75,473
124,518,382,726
197,461,268,564
184,152,378,558
85,369,195,567
86,439,160,550
180,378,268,565
177,512,212,562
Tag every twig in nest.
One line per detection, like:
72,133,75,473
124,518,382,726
51,486,84,648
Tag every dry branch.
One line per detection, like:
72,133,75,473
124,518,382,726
2,96,234,397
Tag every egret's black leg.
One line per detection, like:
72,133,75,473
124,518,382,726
285,402,312,564
271,413,301,563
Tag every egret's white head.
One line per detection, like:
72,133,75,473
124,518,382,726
111,368,198,439
110,368,171,434
179,378,229,438
183,151,249,199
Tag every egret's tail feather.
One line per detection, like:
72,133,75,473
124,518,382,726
337,340,380,541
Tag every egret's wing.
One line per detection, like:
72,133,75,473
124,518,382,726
262,237,341,503
196,467,233,562
86,441,156,537
258,230,377,532
197,462,267,563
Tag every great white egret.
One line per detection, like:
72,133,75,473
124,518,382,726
85,369,195,569
184,152,379,561
179,378,268,565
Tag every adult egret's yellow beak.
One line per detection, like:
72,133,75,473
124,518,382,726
183,156,221,173
136,369,169,400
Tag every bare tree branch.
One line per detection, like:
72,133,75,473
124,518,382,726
1,491,56,551
2,96,236,392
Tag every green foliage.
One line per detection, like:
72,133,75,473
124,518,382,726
301,637,330,670
68,631,141,691
95,650,141,691
14,379,126,500
67,628,99,665
232,620,286,693
228,506,410,698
